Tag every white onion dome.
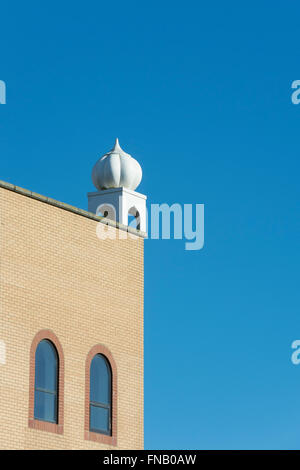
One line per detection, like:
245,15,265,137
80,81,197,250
92,138,142,191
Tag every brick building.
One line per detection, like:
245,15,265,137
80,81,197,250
0,139,146,449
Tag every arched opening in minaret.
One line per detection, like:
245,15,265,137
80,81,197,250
96,203,116,221
128,206,140,231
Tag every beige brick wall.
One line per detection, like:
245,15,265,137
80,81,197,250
0,186,144,449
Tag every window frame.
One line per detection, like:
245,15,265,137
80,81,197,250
34,339,59,424
84,344,117,446
89,353,112,435
28,330,64,435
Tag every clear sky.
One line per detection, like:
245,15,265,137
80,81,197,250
1,1,300,450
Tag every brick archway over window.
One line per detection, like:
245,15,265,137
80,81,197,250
28,329,65,434
84,344,117,446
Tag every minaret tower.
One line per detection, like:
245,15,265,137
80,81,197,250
88,139,147,233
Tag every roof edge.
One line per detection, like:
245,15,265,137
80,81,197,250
0,180,147,239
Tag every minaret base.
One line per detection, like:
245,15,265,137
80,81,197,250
87,187,147,233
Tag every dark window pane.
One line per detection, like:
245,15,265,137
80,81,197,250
90,354,111,404
34,390,57,423
90,405,109,433
35,340,58,392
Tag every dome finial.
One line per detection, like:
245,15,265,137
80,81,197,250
113,137,121,152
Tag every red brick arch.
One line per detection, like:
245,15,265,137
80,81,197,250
28,329,65,434
84,344,117,446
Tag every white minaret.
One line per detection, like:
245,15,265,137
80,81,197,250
88,139,147,233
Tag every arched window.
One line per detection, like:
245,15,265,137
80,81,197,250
96,203,116,220
28,330,64,434
128,206,140,230
90,354,112,435
34,340,58,423
85,344,117,445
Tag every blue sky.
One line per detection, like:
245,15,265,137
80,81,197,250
1,1,300,449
